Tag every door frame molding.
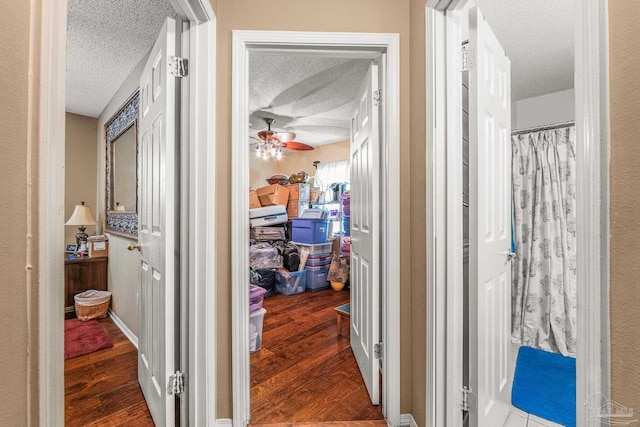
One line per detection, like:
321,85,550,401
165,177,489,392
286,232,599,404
38,0,217,425
425,1,611,426
231,30,400,427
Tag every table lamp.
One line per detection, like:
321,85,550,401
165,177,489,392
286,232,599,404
65,201,98,253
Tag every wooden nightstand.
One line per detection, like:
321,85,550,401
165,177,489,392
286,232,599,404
64,255,108,318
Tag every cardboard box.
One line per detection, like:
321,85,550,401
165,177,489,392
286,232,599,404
256,184,289,206
287,200,310,218
249,189,261,209
89,241,109,258
286,183,310,201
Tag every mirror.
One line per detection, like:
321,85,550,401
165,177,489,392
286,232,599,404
105,90,139,237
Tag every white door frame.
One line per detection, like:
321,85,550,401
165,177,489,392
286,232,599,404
38,0,217,425
231,30,400,427
425,1,611,426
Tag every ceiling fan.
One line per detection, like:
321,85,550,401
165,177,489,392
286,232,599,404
252,118,314,159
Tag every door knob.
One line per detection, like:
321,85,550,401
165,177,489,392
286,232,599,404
127,243,142,251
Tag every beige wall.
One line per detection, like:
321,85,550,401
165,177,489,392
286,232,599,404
65,113,98,245
609,0,640,414
409,1,427,424
215,0,413,418
250,140,350,189
0,0,40,424
95,51,150,339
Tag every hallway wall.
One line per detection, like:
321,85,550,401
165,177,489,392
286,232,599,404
0,0,41,423
609,0,640,415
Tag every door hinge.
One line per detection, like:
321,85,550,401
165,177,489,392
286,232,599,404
374,342,383,359
461,385,477,413
373,89,382,107
167,370,185,395
461,385,470,412
169,56,189,78
461,43,474,72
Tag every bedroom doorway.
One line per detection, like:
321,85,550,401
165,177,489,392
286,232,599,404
231,30,401,426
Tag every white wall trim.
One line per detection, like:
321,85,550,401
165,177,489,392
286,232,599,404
425,3,448,426
426,1,611,427
215,419,233,427
39,0,67,425
575,1,611,425
39,1,216,425
231,30,401,427
175,4,218,425
108,309,139,348
400,413,418,427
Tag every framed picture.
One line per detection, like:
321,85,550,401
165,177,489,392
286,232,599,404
65,244,77,254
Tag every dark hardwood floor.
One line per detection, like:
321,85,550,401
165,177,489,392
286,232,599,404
65,317,154,427
64,290,382,426
250,288,384,424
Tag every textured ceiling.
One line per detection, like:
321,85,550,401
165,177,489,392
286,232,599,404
476,0,574,100
66,0,175,117
249,53,371,147
67,0,573,130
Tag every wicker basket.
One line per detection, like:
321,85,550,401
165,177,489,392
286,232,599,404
74,290,111,321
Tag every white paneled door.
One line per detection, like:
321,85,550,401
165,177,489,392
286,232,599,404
350,62,381,405
137,17,179,427
468,7,512,427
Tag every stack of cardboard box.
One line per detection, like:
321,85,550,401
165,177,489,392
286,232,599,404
286,183,310,218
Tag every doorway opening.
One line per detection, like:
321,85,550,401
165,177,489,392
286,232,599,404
247,51,382,423
39,0,217,424
231,31,401,427
426,1,610,426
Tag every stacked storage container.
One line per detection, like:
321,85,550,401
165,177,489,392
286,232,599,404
340,193,351,259
248,186,290,352
293,242,332,291
249,284,267,352
291,217,331,244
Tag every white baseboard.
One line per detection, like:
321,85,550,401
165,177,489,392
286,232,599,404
108,308,138,349
400,413,418,427
215,419,232,427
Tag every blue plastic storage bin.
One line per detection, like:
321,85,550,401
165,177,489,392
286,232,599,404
341,215,350,236
291,218,331,244
306,266,330,291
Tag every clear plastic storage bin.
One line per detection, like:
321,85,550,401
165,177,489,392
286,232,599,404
250,308,266,352
275,269,307,295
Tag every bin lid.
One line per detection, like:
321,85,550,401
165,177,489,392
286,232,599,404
300,208,326,219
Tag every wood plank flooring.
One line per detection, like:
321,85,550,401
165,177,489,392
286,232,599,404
65,317,153,426
250,288,384,424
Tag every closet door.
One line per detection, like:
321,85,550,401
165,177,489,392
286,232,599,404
468,6,512,427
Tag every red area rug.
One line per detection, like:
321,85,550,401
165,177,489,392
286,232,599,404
64,318,113,360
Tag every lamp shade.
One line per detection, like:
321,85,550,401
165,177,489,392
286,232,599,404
65,203,98,226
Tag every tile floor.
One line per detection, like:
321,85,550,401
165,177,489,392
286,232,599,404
503,406,564,427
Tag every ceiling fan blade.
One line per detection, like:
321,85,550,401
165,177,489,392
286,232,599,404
282,141,314,151
257,118,296,142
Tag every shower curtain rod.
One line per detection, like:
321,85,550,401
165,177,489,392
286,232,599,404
512,120,575,136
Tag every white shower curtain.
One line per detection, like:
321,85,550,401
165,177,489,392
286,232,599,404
511,125,577,356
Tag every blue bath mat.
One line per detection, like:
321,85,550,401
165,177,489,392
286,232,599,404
512,346,576,427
